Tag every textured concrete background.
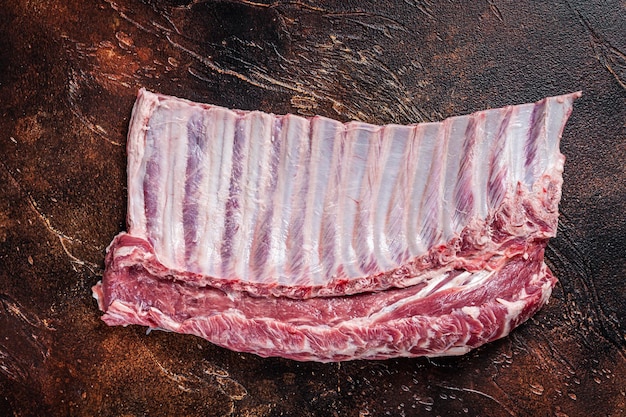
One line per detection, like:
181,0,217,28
1,1,625,416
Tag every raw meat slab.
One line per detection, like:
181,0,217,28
93,89,580,361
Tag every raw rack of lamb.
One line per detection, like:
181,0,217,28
93,89,580,362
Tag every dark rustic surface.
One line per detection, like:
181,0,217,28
1,0,625,416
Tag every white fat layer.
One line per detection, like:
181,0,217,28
236,112,273,281
126,92,157,237
338,124,371,277
461,306,481,319
471,112,490,220
483,107,508,211
304,118,341,284
496,295,529,337
443,115,469,239
545,96,568,173
276,116,310,282
114,246,136,258
128,90,574,288
507,104,533,187
405,123,433,256
375,125,409,269
146,108,172,265
201,108,236,274
168,107,189,267
414,122,446,251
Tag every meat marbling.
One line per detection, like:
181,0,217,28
93,89,580,361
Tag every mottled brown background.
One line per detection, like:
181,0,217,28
1,0,625,416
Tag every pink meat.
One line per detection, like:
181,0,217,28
93,89,580,361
